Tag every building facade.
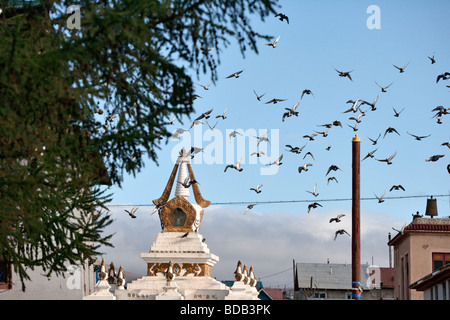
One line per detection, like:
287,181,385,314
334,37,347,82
388,211,450,300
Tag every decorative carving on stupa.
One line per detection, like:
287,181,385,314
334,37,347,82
152,148,210,233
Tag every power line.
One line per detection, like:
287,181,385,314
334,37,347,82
105,193,450,207
258,267,293,280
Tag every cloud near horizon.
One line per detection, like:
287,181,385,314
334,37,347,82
98,204,405,288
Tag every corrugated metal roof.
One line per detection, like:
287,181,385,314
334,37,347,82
296,262,371,290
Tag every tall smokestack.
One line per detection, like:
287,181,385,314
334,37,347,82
352,135,362,300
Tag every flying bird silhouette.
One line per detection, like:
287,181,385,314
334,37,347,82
393,62,409,73
265,36,280,48
334,68,353,81
376,152,397,165
125,206,139,219
306,183,319,197
253,90,266,101
384,127,400,138
198,82,213,90
266,154,283,166
178,176,199,188
425,155,444,162
368,134,381,145
244,204,256,215
329,214,345,223
224,158,244,172
334,229,350,240
275,13,289,24
362,149,378,161
407,132,431,141
326,165,342,176
250,184,263,194
375,81,393,92
393,107,405,117
301,89,314,99
307,202,322,213
298,163,313,173
286,144,306,154
390,185,405,192
226,70,244,79
374,190,387,203
436,72,450,83
327,176,338,185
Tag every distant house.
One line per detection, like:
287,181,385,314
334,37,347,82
295,262,394,300
409,263,450,300
388,209,450,300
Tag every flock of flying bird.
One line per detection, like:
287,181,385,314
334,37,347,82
120,12,449,242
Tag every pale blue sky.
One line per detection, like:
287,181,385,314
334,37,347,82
99,1,450,287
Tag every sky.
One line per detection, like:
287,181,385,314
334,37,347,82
97,0,450,288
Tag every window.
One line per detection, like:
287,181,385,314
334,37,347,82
169,207,187,227
432,253,450,271
0,259,11,290
314,292,326,299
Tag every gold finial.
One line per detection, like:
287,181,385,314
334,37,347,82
352,134,361,142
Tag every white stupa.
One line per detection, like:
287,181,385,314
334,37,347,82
85,148,259,300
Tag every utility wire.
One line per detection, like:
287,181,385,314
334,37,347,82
106,193,450,207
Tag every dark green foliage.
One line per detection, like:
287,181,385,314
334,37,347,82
0,0,277,290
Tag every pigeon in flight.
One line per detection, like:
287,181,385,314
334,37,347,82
265,36,280,48
265,98,287,104
286,144,306,154
275,13,289,24
376,152,397,165
436,72,450,83
298,163,313,173
442,142,450,149
393,62,409,73
178,176,199,188
198,82,213,90
390,185,405,192
151,202,167,215
125,206,139,219
374,190,387,203
244,204,256,215
307,202,322,213
301,89,314,99
197,45,214,54
327,177,338,185
253,90,266,101
334,68,353,81
206,120,218,131
407,132,431,141
383,127,400,138
266,154,283,166
375,81,393,92
250,185,263,194
326,165,342,176
334,229,350,240
229,130,243,141
226,70,244,79
425,155,444,162
306,183,319,197
362,149,378,161
329,214,345,223
368,134,381,145
393,107,405,117
361,96,379,111
216,108,228,119
427,53,436,64
224,158,244,172
303,152,315,161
